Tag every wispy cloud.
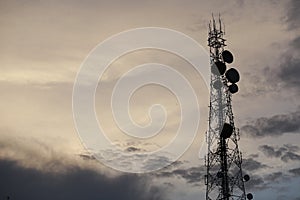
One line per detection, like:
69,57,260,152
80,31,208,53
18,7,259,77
243,158,268,171
241,110,300,137
259,144,300,162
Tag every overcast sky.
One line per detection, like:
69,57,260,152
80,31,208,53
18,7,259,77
0,0,300,200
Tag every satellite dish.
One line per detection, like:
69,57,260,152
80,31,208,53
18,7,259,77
247,193,253,200
222,50,234,63
243,174,250,182
211,61,226,75
225,68,240,83
213,80,223,89
229,83,239,94
221,123,233,139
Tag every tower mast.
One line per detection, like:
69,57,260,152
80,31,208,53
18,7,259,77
205,15,253,200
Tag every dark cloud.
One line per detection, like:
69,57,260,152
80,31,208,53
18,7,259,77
264,172,283,182
0,133,166,200
78,153,96,160
243,158,268,171
241,110,300,137
290,36,300,50
259,144,300,162
277,36,300,92
154,165,206,186
278,55,300,88
285,0,300,30
245,171,291,191
172,167,204,184
248,154,259,158
284,144,300,152
244,175,266,191
0,158,165,200
259,145,286,158
288,167,300,176
126,146,141,152
281,152,300,162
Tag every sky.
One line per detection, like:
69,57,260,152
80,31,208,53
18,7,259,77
0,0,300,199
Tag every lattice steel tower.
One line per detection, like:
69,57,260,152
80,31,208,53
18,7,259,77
205,16,253,200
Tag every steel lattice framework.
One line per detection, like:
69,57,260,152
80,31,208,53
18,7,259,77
205,16,250,200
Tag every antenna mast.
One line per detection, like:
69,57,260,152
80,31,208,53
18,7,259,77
205,15,253,200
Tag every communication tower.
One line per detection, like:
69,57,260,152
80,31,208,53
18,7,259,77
205,15,253,200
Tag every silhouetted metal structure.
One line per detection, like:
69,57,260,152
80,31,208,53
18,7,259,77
205,15,252,200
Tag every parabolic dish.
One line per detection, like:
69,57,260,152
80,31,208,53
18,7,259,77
221,123,233,139
229,83,239,94
247,193,253,200
222,50,234,64
225,68,240,83
243,174,250,182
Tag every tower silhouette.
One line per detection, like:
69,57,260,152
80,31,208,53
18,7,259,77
205,15,253,200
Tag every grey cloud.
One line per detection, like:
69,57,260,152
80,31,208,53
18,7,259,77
284,144,300,152
290,36,300,50
259,144,300,162
259,145,286,158
245,175,266,191
278,56,300,88
154,165,206,186
0,159,165,200
155,158,266,187
241,110,300,137
172,166,204,184
277,36,300,92
288,167,300,176
264,172,283,182
126,146,142,152
285,0,300,30
245,171,290,191
243,158,268,171
78,153,96,160
281,152,300,162
0,133,166,200
248,154,259,158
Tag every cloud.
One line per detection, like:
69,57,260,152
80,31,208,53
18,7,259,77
78,153,96,160
264,172,283,182
0,158,164,200
243,158,268,171
278,56,300,88
245,171,292,191
259,144,300,162
241,110,300,137
290,36,300,50
259,145,286,158
289,167,300,176
154,164,206,186
274,33,300,95
278,36,300,90
0,134,166,200
281,152,300,162
285,0,300,30
245,175,266,191
171,166,204,184
156,157,266,187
